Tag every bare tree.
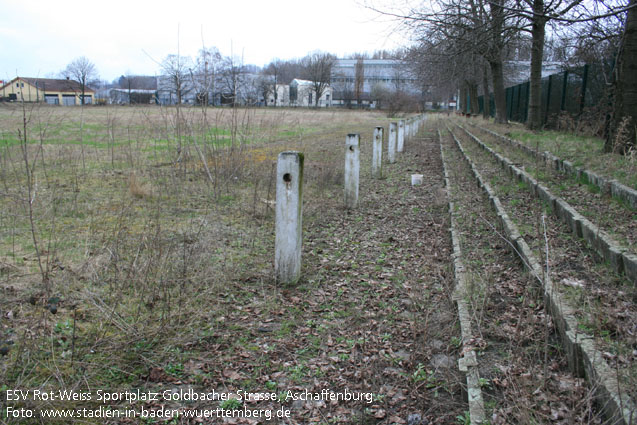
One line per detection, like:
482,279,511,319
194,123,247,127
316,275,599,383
63,56,98,105
355,58,365,104
407,39,464,110
192,47,222,105
263,59,285,106
607,0,637,152
301,52,336,107
256,74,275,106
508,0,586,129
496,0,632,129
374,0,520,122
159,54,193,104
218,55,246,105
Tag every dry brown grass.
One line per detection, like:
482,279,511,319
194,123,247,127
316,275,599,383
0,105,397,416
128,171,152,198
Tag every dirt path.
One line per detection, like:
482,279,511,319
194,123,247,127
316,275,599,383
261,123,465,423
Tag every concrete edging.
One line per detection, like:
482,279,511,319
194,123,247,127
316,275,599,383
470,123,637,210
458,124,637,285
438,130,486,425
448,128,636,425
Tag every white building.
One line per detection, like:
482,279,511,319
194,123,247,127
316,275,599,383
289,79,333,107
263,84,290,107
331,59,422,107
110,89,157,104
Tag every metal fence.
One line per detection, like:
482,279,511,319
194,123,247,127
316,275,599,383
476,63,610,127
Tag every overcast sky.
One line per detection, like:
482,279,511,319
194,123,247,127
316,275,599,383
0,0,407,82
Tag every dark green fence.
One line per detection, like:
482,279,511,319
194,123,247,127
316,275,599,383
477,63,610,126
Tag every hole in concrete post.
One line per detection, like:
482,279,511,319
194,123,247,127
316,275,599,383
283,173,292,183
349,146,354,151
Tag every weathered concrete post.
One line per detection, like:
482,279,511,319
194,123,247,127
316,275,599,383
344,134,360,209
397,120,405,152
372,127,383,179
275,151,304,284
405,121,410,143
388,122,397,164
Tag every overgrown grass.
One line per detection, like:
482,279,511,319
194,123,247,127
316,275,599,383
0,104,392,416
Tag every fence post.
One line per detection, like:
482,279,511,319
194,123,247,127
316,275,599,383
579,64,589,114
524,81,530,122
344,134,360,209
275,151,304,284
397,120,405,152
372,127,383,179
388,122,397,164
544,74,553,125
560,70,569,112
515,85,522,121
506,87,513,121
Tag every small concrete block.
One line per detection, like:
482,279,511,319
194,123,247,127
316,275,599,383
606,244,625,275
571,213,583,238
554,198,569,221
500,215,519,241
610,180,623,200
557,200,578,234
622,252,637,284
619,184,637,209
536,184,555,206
579,218,599,250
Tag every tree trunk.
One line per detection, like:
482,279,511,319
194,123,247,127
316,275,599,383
469,82,480,115
606,0,637,153
486,0,507,124
460,85,468,113
489,59,508,124
482,64,491,119
527,0,547,130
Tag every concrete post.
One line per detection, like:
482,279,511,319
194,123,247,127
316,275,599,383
275,151,304,284
372,127,383,179
405,121,410,143
344,134,360,209
397,120,405,152
388,122,397,164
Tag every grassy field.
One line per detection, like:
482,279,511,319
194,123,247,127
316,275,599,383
1,104,421,423
0,104,387,276
2,105,634,424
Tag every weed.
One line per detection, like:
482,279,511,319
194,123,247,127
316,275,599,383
164,363,185,378
220,398,242,410
456,411,471,425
